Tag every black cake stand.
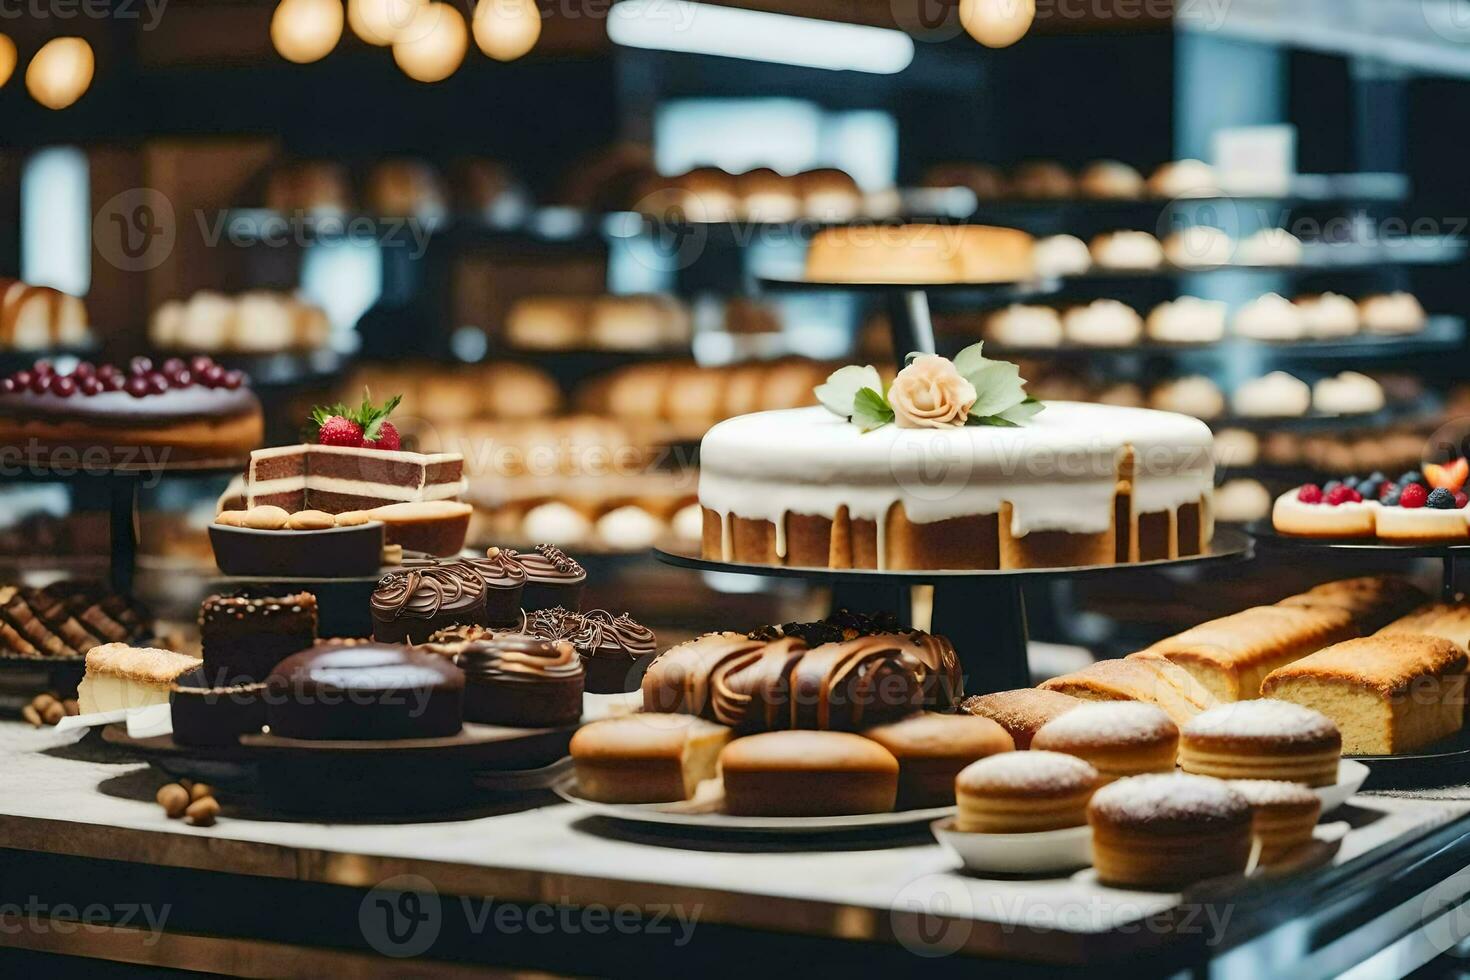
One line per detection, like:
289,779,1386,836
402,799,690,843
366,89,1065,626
654,531,1252,694
1,457,247,595
1245,521,1470,599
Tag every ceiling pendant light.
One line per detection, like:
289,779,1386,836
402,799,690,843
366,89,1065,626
472,0,541,62
26,37,94,110
272,0,345,64
392,2,468,82
348,0,425,46
959,0,1035,48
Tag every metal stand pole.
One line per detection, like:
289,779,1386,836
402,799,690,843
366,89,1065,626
107,474,140,596
931,579,1031,695
884,288,936,361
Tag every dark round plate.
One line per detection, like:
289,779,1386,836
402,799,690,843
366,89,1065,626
1353,726,1470,790
101,724,258,787
653,527,1252,583
240,721,577,770
1244,520,1470,557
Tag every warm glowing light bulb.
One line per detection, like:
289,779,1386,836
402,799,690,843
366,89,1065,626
26,37,94,110
472,0,541,62
348,0,425,46
392,2,467,82
959,0,1035,48
0,36,15,88
272,0,344,63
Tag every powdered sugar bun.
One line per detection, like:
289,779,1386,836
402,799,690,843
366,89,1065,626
1180,700,1341,787
1229,778,1322,864
1032,702,1179,781
955,750,1101,833
1088,773,1253,888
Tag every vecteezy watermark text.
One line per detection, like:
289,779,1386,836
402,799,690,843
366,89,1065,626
0,898,172,945
0,0,168,30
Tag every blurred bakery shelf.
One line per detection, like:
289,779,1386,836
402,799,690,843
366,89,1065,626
1206,393,1444,434
144,349,348,390
0,345,102,375
978,315,1465,361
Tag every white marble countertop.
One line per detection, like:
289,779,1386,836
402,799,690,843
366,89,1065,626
1,720,1466,966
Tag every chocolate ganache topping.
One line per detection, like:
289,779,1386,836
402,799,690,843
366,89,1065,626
373,559,486,622
529,607,656,661
509,544,586,582
456,635,583,685
466,546,528,589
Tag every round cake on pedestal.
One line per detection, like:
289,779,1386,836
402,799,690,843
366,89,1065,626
698,401,1215,571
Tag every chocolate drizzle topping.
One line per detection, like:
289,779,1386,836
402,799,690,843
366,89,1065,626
466,546,528,589
456,635,583,685
372,559,486,622
509,544,586,581
528,607,655,662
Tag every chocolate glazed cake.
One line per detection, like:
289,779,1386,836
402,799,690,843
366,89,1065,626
199,592,318,683
456,635,583,727
265,642,464,740
372,560,486,645
508,545,586,612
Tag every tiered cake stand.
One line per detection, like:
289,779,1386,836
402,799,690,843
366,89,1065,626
655,271,1253,693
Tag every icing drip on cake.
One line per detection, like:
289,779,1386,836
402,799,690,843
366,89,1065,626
699,401,1214,569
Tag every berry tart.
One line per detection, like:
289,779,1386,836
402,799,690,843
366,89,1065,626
0,356,262,468
1273,465,1470,543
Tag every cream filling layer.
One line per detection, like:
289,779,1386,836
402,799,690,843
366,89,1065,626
699,403,1215,562
248,475,469,503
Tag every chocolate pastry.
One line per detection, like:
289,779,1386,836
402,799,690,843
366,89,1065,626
785,636,923,730
711,637,808,730
372,559,487,645
200,591,318,683
463,546,526,626
529,607,655,694
421,623,498,657
0,582,150,659
898,631,963,709
748,609,903,646
265,641,464,740
640,632,765,717
169,667,267,746
456,635,583,727
508,544,586,613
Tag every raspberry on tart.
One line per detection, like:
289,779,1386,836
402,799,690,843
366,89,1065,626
1273,480,1375,539
1377,481,1470,543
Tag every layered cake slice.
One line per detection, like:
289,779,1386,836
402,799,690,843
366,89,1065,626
77,643,203,714
246,393,464,513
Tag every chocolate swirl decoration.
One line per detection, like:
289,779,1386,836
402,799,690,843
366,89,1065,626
372,560,486,622
640,632,765,717
509,544,586,582
786,635,923,731
897,633,963,708
456,635,583,686
465,546,528,590
529,607,655,661
711,636,807,730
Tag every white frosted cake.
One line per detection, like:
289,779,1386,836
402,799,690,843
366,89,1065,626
699,401,1215,571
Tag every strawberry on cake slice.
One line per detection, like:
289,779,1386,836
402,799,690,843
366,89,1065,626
246,391,466,514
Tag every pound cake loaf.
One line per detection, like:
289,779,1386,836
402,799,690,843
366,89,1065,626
1039,654,1218,726
1377,602,1470,651
1140,604,1356,702
1278,576,1427,635
1261,635,1468,754
700,401,1214,571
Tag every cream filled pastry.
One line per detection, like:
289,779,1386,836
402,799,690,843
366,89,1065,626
1148,159,1218,198
1236,228,1304,266
1164,226,1234,268
1232,372,1311,418
1090,231,1164,270
1150,376,1225,420
986,305,1064,348
1233,293,1306,341
699,402,1215,571
1298,293,1360,338
1313,372,1384,416
1361,292,1427,335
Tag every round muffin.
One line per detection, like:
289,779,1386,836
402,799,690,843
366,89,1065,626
863,712,1014,808
955,750,1102,833
456,635,583,728
1031,702,1179,781
1229,778,1322,865
1088,773,1252,889
719,731,899,817
463,547,526,627
1179,700,1341,787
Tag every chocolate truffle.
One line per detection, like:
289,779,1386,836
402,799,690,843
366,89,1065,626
265,642,464,740
464,546,527,626
372,560,486,645
456,635,583,728
199,591,318,683
530,607,657,694
508,544,586,613
169,667,267,746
